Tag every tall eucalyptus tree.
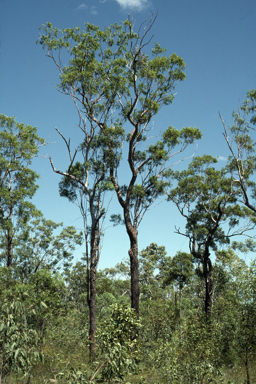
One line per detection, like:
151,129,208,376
37,15,201,320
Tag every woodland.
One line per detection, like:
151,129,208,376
0,14,256,384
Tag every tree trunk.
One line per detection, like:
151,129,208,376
7,229,13,268
89,265,96,358
179,286,182,338
86,191,102,359
179,286,182,320
128,235,140,319
203,252,213,316
86,236,90,308
245,339,250,384
123,204,140,319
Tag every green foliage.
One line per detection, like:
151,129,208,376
37,17,201,236
1,215,84,280
55,304,140,384
96,304,141,383
37,19,186,124
168,154,252,266
0,271,45,382
0,297,43,382
0,249,254,383
63,260,88,311
163,251,194,290
27,269,68,316
228,260,256,381
57,365,93,383
0,115,45,266
138,243,169,301
149,314,224,384
0,17,241,384
223,88,256,217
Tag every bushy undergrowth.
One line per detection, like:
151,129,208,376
0,262,256,383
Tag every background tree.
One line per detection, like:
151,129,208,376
63,259,88,312
138,242,169,301
38,15,201,320
0,214,83,282
168,155,254,315
0,115,45,268
221,89,256,214
162,251,194,320
214,248,256,384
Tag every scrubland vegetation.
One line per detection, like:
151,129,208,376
1,247,256,383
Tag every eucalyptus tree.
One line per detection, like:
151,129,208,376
0,115,45,268
47,119,112,357
220,89,256,214
0,215,83,282
138,242,169,301
168,155,255,315
162,251,194,320
37,15,201,319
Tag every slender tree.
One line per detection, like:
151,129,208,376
37,15,201,319
168,155,255,315
49,119,112,357
0,115,45,268
220,89,256,213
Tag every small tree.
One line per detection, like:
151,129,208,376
56,304,141,384
138,242,168,301
168,155,254,315
0,115,45,268
163,251,194,320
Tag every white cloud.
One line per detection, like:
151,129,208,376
76,4,88,10
91,5,98,15
217,156,227,161
114,0,150,11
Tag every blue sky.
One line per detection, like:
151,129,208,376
1,0,256,269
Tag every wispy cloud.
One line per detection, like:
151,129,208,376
91,5,98,15
76,3,98,15
217,156,227,161
76,3,88,10
114,0,150,11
